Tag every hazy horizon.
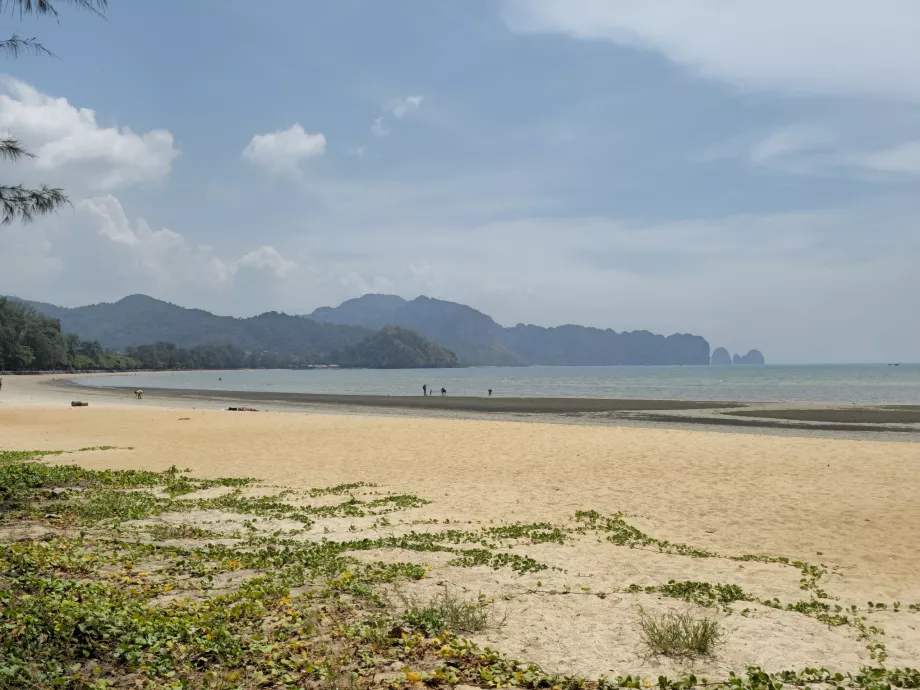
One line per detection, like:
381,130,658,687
2,1,918,363
12,290,915,366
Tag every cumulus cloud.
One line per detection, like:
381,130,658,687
78,195,297,289
503,0,920,102
243,123,326,173
236,246,297,278
0,76,179,190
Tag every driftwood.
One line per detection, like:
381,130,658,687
71,401,89,407
227,407,258,412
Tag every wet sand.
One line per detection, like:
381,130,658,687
724,408,920,424
43,377,920,439
92,384,741,413
640,412,919,433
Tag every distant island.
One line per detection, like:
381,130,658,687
733,350,766,365
710,347,732,365
3,293,765,370
710,347,765,365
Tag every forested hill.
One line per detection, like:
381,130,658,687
2,297,460,371
19,294,372,364
309,295,712,366
333,326,458,369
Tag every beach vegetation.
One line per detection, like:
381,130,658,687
637,607,724,659
2,448,918,688
398,587,499,635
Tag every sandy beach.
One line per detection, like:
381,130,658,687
2,374,920,678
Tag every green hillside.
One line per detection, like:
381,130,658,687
333,326,459,369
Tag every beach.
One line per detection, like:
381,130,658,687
2,374,920,678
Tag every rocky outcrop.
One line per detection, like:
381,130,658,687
733,349,765,365
711,347,732,365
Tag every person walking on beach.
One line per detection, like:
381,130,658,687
441,387,446,396
488,388,492,396
422,384,427,396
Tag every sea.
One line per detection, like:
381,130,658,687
76,364,920,405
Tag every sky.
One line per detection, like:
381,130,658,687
1,0,919,363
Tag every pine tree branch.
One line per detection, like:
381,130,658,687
0,184,69,224
0,136,36,161
0,33,54,57
0,0,108,20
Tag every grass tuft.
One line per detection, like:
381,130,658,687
399,587,499,636
638,607,724,659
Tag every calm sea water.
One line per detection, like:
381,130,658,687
78,364,920,405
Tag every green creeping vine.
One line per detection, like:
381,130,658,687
2,450,918,688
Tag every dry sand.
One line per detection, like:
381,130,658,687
2,374,919,677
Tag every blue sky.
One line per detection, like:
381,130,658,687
1,0,919,362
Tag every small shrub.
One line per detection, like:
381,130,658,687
638,607,723,659
399,588,497,635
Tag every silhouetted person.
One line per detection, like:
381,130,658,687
423,384,427,396
488,389,492,396
441,387,446,396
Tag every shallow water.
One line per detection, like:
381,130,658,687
77,363,920,405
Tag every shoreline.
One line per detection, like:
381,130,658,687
79,381,743,413
43,377,920,441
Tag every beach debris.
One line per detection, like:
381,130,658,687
178,417,190,421
227,406,259,412
70,401,89,407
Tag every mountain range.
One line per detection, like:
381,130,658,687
22,295,369,365
18,293,749,367
307,294,712,366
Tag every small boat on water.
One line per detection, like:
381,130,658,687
888,363,900,367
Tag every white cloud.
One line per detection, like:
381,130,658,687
385,95,423,119
236,246,297,278
370,95,424,138
503,0,920,102
371,116,389,139
78,195,296,288
243,123,326,173
711,125,920,178
0,76,178,190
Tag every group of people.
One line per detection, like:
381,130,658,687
421,384,493,397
